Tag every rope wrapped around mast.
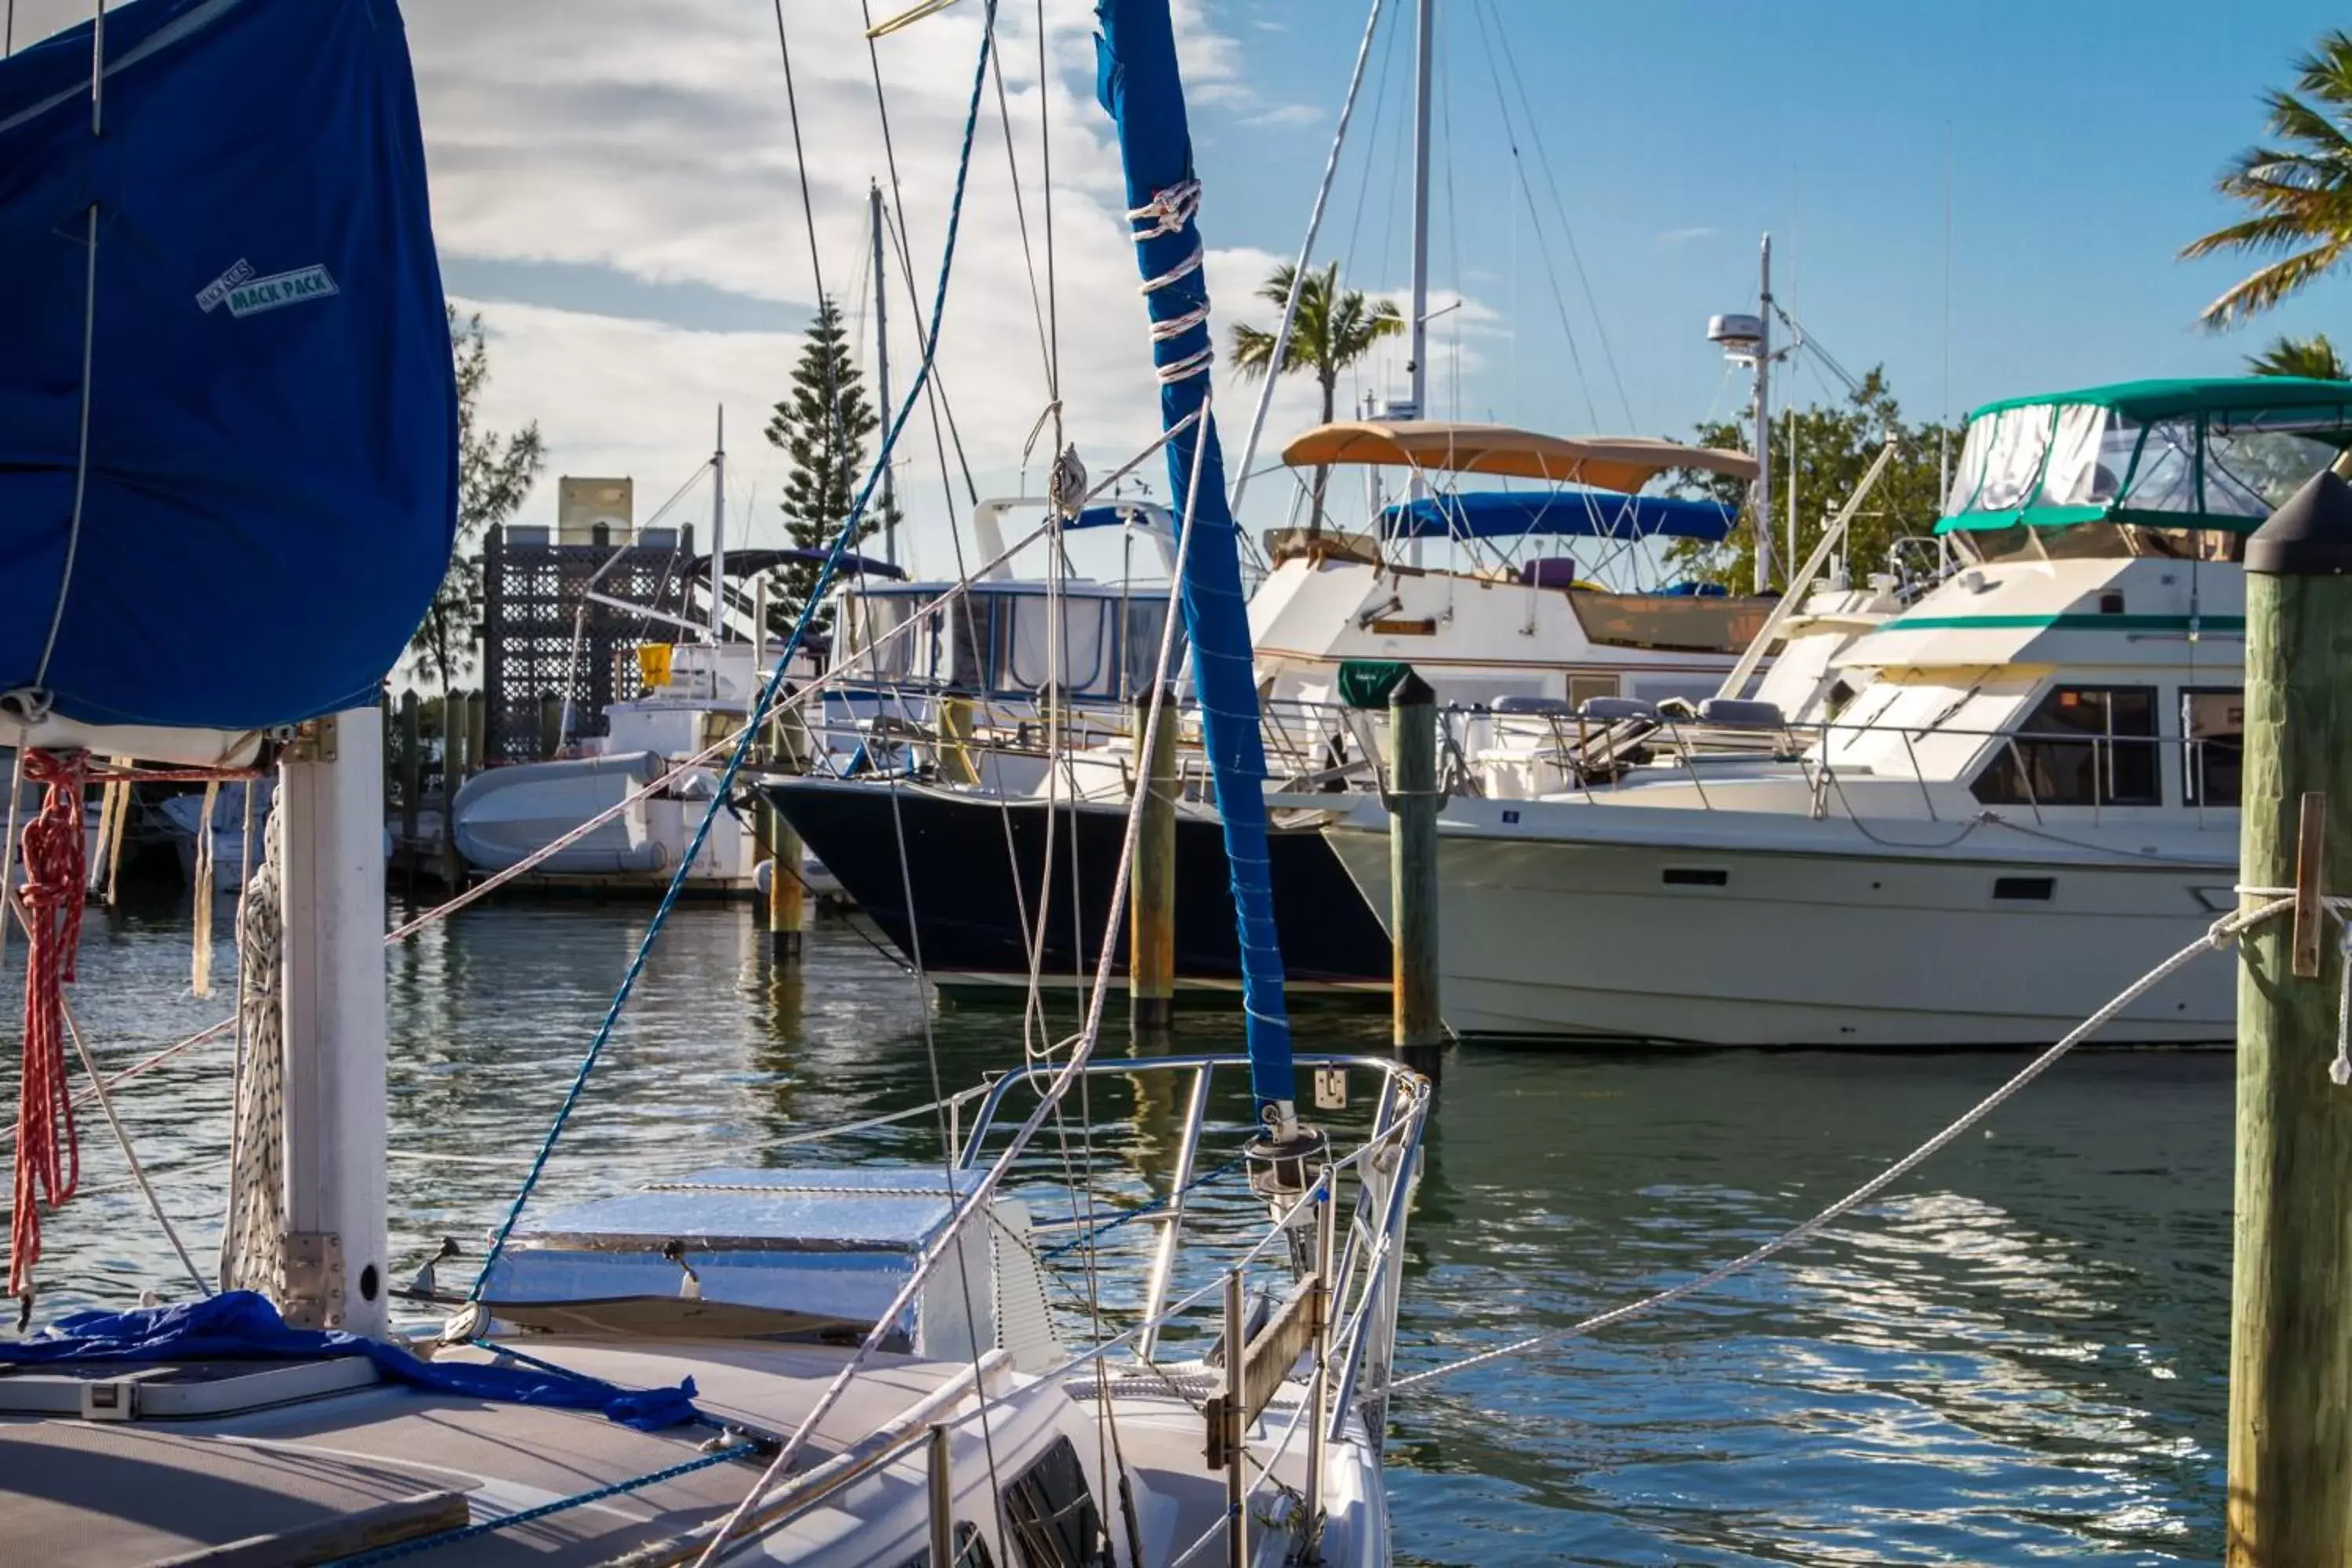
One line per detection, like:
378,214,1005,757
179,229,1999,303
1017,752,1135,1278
1096,0,1295,1126
10,750,85,1301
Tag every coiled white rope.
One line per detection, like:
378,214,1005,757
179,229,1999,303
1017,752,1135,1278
1391,896,2292,1394
219,802,284,1298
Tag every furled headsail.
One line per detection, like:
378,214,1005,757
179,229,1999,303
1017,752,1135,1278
0,0,456,733
1096,0,1296,1130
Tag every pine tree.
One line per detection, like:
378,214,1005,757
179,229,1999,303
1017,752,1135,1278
764,296,898,630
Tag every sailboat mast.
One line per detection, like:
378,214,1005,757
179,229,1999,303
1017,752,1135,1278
1098,0,1297,1134
1406,0,1434,442
710,406,726,643
871,180,896,567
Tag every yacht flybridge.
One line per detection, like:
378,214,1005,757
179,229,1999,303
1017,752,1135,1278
1322,376,2350,1045
1252,419,1770,710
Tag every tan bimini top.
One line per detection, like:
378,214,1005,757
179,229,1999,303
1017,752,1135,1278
1280,420,1759,491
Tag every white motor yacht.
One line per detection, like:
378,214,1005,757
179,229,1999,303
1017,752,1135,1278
1321,376,2345,1045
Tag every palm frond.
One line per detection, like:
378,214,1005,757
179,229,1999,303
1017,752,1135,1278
2199,239,2352,327
2247,331,2347,379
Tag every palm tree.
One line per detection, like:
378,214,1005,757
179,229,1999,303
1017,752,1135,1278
1230,262,1403,534
2248,331,2347,379
2182,31,2352,327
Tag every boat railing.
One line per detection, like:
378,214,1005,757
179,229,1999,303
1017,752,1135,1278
1444,703,2241,830
958,1052,1432,1446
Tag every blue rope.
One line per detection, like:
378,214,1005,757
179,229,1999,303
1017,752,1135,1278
317,1441,760,1566
1036,1152,1247,1261
466,0,1005,1302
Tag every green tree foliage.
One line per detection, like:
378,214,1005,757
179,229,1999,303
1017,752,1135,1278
1229,262,1404,534
764,296,898,630
2181,30,2352,327
1667,368,1956,592
411,309,545,700
2248,331,2348,379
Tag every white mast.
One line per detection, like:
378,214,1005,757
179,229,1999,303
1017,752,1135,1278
1753,235,1773,594
871,181,896,568
1406,0,1434,437
278,708,389,1337
1401,0,1435,567
710,405,726,644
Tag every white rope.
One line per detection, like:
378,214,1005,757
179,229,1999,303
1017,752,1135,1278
2333,921,2352,1087
1138,246,1203,296
691,392,1218,1568
219,800,285,1297
1391,897,2292,1394
1127,178,1200,238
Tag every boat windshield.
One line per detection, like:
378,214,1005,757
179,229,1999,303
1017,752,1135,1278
1940,390,2351,538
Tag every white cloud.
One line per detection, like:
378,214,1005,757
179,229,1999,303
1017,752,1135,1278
5,0,1493,546
1657,226,1722,246
1247,103,1325,128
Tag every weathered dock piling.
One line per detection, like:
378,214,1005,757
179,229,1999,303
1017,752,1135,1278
2227,467,2352,1566
1387,671,1442,1057
767,708,806,964
1131,686,1178,1036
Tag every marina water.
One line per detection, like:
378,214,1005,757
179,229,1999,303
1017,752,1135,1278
9,897,2227,1564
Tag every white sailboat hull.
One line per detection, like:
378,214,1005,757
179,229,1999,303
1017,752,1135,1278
1323,803,2238,1047
452,750,759,891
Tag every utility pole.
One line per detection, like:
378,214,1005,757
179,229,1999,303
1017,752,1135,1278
2227,464,2352,1566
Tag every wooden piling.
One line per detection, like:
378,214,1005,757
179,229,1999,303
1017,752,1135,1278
1387,671,1443,1054
397,691,421,892
2227,467,2352,1567
465,689,488,783
1131,686,1178,1036
768,707,805,964
539,691,563,760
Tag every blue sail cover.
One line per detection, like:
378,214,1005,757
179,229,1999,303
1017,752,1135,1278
0,0,456,730
1381,489,1735,543
1097,0,1294,1118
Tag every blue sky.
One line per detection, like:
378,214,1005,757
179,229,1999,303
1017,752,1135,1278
1195,0,2352,441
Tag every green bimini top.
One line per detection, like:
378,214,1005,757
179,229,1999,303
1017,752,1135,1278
1938,376,2352,535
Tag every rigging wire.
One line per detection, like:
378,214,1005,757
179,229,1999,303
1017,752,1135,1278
1337,0,1400,281
1472,0,1633,429
1227,0,1388,520
467,0,1004,1314
860,0,985,513
1463,0,1599,429
695,389,1220,1568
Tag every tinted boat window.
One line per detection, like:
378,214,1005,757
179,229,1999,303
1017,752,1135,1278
2183,688,2245,808
1001,1436,1105,1567
1971,686,2161,808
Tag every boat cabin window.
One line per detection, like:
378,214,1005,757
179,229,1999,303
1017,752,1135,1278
1001,1436,1104,1567
2183,688,2245,808
898,1523,994,1568
1123,599,1176,697
1969,685,2161,808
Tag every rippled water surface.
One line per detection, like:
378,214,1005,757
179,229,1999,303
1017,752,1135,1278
2,895,2230,1565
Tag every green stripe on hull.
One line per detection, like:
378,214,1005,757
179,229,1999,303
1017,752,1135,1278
1877,613,2247,634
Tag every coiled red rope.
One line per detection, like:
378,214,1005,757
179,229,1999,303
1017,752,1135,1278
11,750,85,1298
